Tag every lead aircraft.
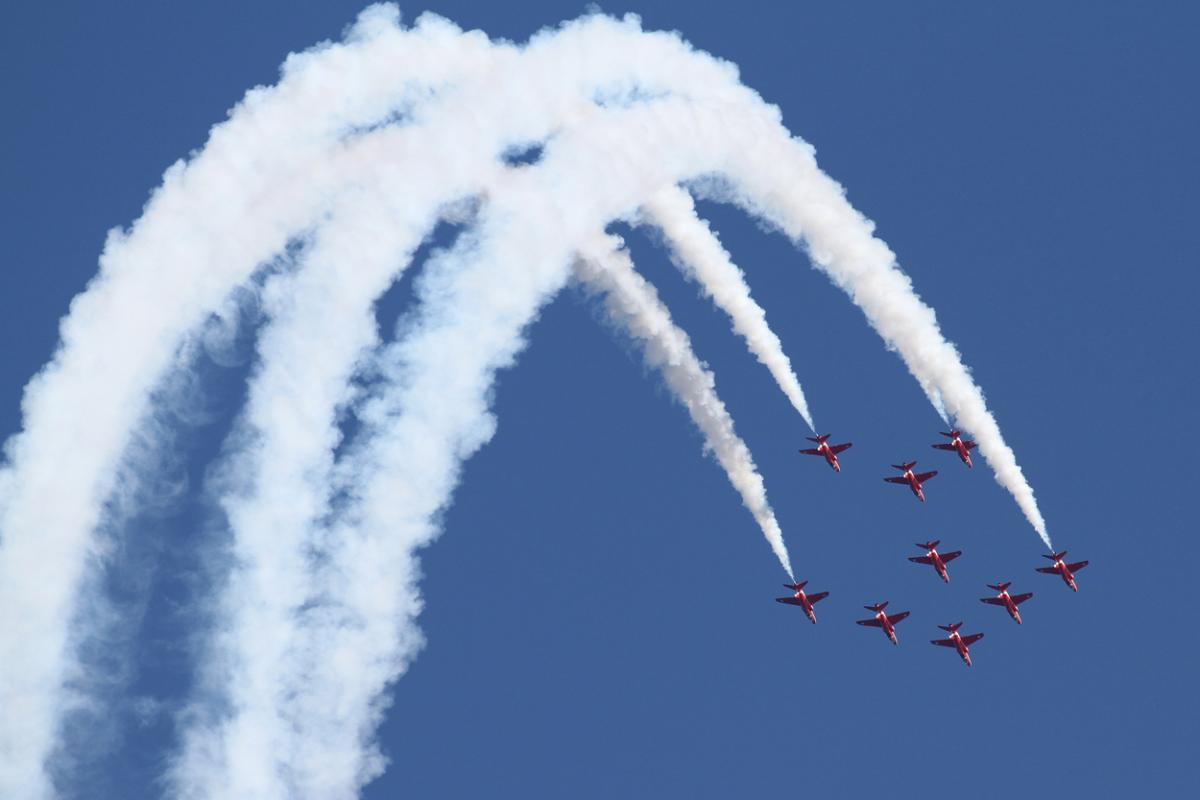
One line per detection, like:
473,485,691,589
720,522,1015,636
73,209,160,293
855,601,910,645
1036,551,1089,591
931,430,977,468
930,622,984,667
883,461,938,502
799,434,852,472
774,581,829,624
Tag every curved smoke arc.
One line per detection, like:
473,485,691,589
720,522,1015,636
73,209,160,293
0,7,1050,799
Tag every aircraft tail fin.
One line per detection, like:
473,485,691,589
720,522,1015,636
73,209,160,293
987,582,1012,592
938,622,963,633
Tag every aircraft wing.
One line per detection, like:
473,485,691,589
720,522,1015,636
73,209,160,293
1036,566,1059,574
1068,560,1089,572
807,591,829,603
965,441,978,450
885,611,910,625
915,471,938,482
961,633,984,646
931,443,957,451
798,448,823,455
930,638,957,648
1011,592,1033,605
980,597,1007,606
941,550,962,563
908,555,934,565
775,597,804,606
856,618,883,628
883,477,909,484
830,443,852,454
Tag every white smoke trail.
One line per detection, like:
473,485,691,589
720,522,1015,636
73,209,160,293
708,149,1053,547
640,186,816,431
0,6,1053,799
576,235,795,577
0,10,501,797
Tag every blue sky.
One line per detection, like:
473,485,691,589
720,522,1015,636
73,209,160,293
2,2,1197,798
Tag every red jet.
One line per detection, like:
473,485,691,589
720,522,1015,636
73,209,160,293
1036,551,1089,591
930,622,984,667
799,434,853,472
931,430,978,468
883,461,938,502
855,601,910,645
774,580,830,624
908,540,961,583
979,582,1033,624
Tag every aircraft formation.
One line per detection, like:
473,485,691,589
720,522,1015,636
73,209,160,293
781,430,1087,667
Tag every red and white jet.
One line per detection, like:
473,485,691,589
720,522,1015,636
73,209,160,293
855,601,910,645
883,461,938,502
774,580,830,624
1036,551,1089,591
931,430,978,468
979,582,1033,624
799,434,853,472
930,622,984,667
908,540,961,583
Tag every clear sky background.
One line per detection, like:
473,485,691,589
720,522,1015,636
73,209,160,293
2,2,1197,798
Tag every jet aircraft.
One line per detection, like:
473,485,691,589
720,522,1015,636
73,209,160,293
1036,551,1089,591
799,434,852,472
979,582,1033,624
932,430,977,468
883,461,938,502
855,601,910,645
908,540,961,583
774,581,829,624
930,622,984,667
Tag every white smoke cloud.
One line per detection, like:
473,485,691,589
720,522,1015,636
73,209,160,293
0,6,1052,799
